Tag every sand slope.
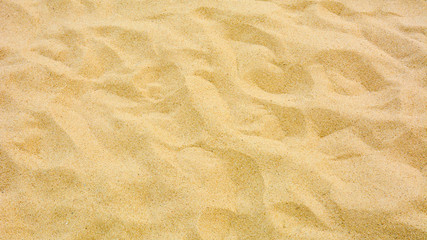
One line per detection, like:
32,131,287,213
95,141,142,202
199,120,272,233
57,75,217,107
1,0,426,239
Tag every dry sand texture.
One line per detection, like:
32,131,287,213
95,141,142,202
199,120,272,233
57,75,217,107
1,0,426,239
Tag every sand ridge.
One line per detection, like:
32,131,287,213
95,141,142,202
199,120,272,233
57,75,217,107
1,0,426,239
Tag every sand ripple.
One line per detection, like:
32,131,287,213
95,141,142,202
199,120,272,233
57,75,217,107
1,0,426,239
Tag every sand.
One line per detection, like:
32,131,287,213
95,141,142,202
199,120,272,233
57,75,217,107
0,0,426,239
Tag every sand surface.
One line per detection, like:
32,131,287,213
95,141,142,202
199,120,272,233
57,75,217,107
1,0,426,239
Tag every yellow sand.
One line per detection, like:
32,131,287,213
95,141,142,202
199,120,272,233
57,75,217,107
1,0,426,239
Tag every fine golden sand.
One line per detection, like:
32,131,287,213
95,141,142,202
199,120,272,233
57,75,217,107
1,0,426,239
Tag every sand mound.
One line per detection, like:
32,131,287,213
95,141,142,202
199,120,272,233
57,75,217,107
1,0,426,239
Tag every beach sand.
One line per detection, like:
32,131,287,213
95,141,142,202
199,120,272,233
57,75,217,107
1,0,426,239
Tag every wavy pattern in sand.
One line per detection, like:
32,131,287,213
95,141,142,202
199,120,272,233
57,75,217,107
1,0,426,239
